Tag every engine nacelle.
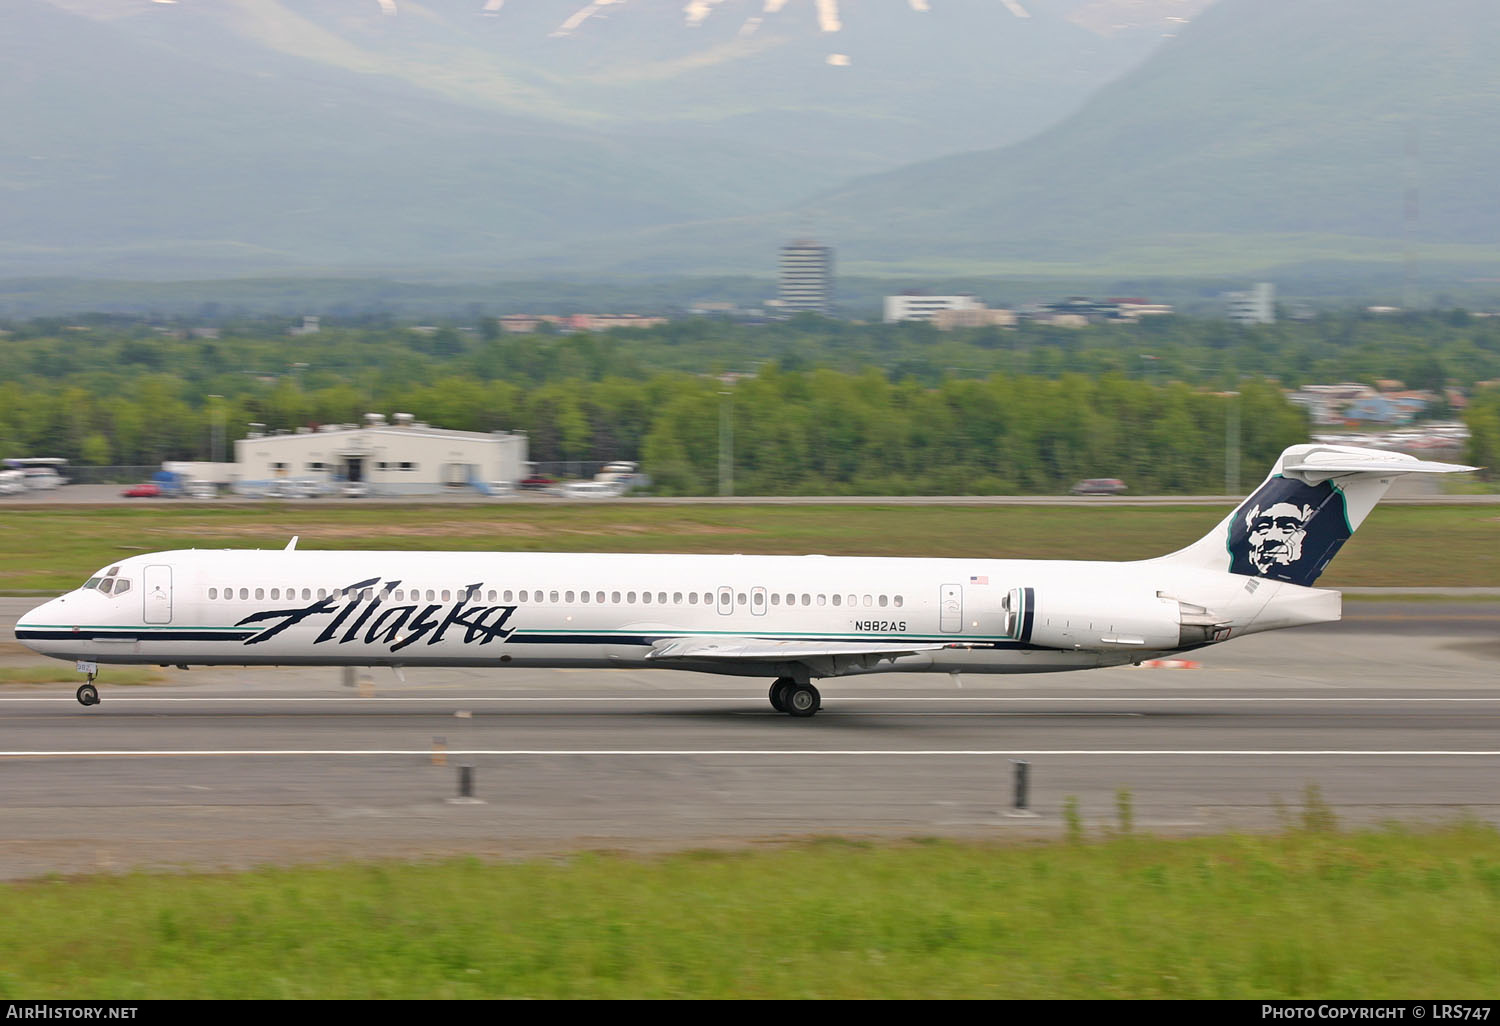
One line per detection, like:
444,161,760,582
1004,587,1224,652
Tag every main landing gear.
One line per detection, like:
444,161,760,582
768,677,821,718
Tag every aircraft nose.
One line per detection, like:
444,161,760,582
14,596,64,652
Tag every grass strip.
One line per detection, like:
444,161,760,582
1,824,1498,999
0,504,1495,591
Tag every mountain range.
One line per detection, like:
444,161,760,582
4,0,1497,283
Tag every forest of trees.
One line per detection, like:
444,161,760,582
0,310,1493,493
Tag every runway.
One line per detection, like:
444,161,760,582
0,598,1496,879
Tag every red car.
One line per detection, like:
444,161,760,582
519,474,556,490
121,482,162,497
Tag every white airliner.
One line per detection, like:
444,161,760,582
15,444,1475,715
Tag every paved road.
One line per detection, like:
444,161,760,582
3,479,1494,507
0,598,1495,879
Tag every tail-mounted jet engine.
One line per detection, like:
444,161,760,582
1003,587,1225,652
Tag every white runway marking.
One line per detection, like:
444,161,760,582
5,749,1500,758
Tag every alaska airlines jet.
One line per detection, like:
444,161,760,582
14,444,1475,716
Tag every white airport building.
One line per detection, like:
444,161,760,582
233,413,528,496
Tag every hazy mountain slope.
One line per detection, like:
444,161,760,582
82,0,1200,174
797,0,1500,269
0,1,838,276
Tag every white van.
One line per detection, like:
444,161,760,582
22,468,62,490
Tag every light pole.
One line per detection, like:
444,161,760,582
718,390,733,498
1225,391,1241,496
207,394,225,465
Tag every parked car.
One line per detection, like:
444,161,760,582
185,480,217,499
520,474,557,490
340,482,370,498
121,482,162,498
1069,478,1128,496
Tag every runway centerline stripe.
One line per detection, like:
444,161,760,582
5,696,1500,703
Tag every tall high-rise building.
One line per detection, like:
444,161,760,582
778,240,834,315
1227,282,1276,325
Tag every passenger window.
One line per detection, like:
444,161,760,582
879,595,888,607
550,590,559,603
831,594,840,606
566,591,575,603
864,595,873,607
689,592,698,605
642,592,652,604
579,591,589,603
441,590,451,601
673,592,682,604
817,595,826,606
801,594,811,606
255,588,264,600
270,588,279,600
209,588,217,599
596,592,605,604
504,590,514,602
658,592,667,604
627,592,637,603
770,593,780,606
612,592,622,603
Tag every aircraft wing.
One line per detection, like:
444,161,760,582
647,637,946,663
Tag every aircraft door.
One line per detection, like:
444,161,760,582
940,583,963,633
143,564,172,624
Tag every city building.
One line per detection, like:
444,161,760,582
1227,283,1276,325
883,293,983,323
234,413,528,496
778,240,834,315
931,306,1019,330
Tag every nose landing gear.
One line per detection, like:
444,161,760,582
75,662,100,706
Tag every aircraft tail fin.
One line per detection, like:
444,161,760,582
1159,444,1477,587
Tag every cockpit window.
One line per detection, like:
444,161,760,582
93,576,131,597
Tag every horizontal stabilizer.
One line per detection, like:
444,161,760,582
648,637,945,662
1282,449,1477,483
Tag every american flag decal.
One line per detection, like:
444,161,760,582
969,575,988,585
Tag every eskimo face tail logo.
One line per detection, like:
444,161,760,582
1227,477,1351,587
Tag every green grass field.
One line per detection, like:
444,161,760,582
0,503,1495,593
2,823,1498,999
